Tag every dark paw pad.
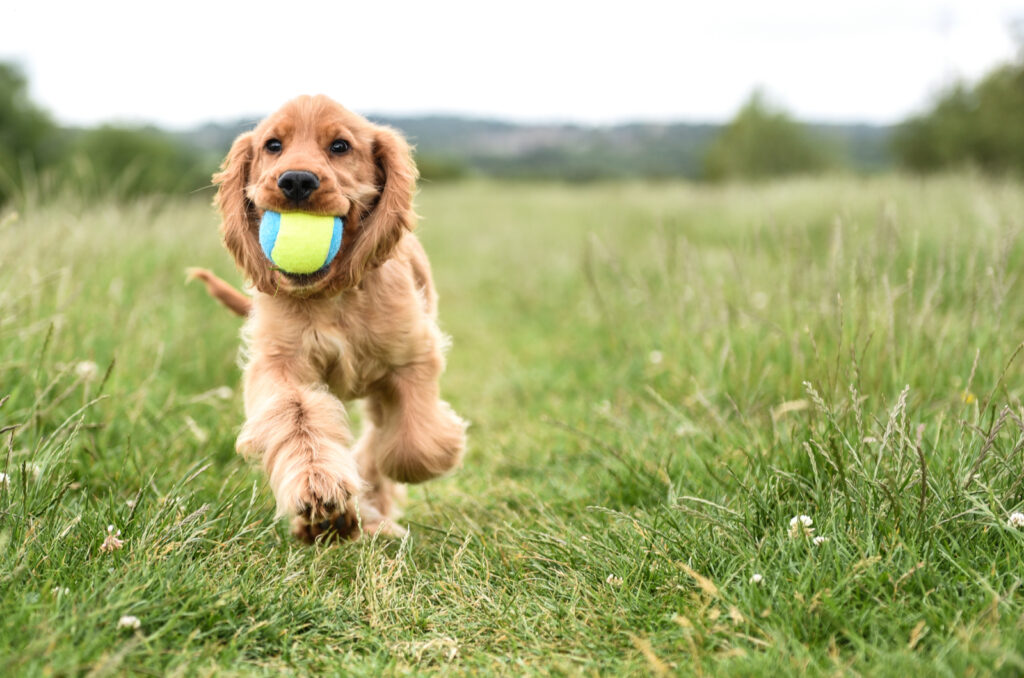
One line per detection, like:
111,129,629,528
291,510,361,544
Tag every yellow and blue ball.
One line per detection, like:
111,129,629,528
259,211,344,275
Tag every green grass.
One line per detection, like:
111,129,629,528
3,175,1024,675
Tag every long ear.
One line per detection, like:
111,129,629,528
213,132,275,293
343,126,417,286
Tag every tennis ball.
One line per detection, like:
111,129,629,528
258,211,344,275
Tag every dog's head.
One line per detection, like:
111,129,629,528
214,95,417,297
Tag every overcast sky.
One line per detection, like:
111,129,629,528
4,0,1022,128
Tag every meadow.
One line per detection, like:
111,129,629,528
2,175,1024,675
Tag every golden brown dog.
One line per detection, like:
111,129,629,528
189,95,466,542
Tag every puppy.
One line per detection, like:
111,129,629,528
189,95,466,542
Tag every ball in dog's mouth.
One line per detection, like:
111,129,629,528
259,210,344,277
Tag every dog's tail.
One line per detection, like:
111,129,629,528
186,268,252,317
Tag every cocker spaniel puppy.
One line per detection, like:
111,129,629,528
189,95,466,542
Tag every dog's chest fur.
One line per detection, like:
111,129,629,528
244,260,431,401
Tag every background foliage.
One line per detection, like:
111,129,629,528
0,63,59,205
701,91,834,180
892,58,1024,173
2,52,1021,204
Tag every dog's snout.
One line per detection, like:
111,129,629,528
277,170,320,203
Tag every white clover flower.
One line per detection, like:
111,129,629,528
813,536,830,546
788,515,815,539
1008,512,1024,528
606,574,623,587
26,463,41,480
100,525,124,552
75,361,100,382
749,573,764,585
214,386,234,400
126,499,137,509
117,615,141,630
648,350,664,365
0,472,9,487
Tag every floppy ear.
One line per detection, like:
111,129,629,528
343,125,418,286
214,132,276,293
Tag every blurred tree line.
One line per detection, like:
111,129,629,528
0,63,58,203
0,63,216,205
702,47,1024,180
1,48,1022,204
892,57,1024,173
702,91,833,180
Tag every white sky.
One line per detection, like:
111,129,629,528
4,0,1022,128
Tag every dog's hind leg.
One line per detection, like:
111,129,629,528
350,400,408,538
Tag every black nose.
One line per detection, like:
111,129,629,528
277,170,320,202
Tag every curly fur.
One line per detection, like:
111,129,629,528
192,95,466,542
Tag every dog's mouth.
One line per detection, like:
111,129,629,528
278,267,331,287
256,207,344,290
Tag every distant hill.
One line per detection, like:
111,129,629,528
175,115,894,181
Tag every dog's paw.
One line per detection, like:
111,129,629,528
361,516,409,539
289,495,407,543
376,401,467,484
273,459,362,536
291,511,359,544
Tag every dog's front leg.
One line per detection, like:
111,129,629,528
236,359,362,541
370,351,467,485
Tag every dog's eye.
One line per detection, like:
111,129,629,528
265,138,283,153
329,139,350,155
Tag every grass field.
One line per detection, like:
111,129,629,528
3,175,1024,675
